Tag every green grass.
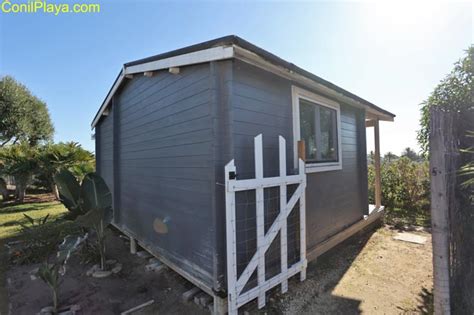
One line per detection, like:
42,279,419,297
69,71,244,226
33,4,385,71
0,201,67,240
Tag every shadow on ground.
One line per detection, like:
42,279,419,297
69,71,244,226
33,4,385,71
241,225,377,314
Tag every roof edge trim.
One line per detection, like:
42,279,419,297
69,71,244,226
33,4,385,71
91,46,235,128
91,38,395,129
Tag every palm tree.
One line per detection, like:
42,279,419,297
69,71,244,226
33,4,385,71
383,152,398,163
0,143,39,202
401,147,421,162
38,142,94,199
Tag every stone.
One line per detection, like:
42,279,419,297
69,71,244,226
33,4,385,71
39,306,54,314
182,287,201,302
111,263,122,274
145,262,164,273
69,305,81,312
30,267,39,280
86,264,100,277
200,294,212,307
393,232,427,244
136,251,152,259
92,270,112,278
148,257,160,264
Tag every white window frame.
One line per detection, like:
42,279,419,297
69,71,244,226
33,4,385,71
292,86,343,173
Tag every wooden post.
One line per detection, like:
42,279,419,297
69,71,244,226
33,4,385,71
374,119,382,209
430,107,451,314
130,237,137,254
254,134,266,309
279,136,288,293
297,140,306,162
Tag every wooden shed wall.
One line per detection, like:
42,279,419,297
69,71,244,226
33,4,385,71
227,60,369,252
96,63,217,289
96,58,370,294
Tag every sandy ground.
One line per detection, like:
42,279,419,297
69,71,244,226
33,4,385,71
271,226,433,315
4,229,207,315
3,225,432,314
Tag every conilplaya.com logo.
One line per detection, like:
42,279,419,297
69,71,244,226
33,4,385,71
1,0,100,15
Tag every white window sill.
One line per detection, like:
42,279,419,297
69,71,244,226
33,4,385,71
305,163,342,173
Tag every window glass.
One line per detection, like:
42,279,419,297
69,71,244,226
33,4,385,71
299,99,338,163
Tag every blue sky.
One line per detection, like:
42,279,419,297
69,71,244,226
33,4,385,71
1,1,472,155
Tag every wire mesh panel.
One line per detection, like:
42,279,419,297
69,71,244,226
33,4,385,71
225,134,307,315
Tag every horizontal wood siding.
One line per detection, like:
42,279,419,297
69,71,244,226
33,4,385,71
96,108,114,197
99,63,215,288
231,60,368,254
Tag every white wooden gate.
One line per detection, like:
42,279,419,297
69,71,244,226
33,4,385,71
225,134,307,315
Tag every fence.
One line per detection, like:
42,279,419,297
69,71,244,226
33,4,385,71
225,134,307,315
430,106,474,314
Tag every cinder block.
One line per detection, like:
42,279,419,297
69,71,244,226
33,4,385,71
182,287,201,302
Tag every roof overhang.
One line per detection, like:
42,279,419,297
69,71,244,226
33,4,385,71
91,36,395,129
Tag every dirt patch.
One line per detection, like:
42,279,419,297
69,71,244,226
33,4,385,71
4,225,432,314
270,226,433,314
5,230,207,315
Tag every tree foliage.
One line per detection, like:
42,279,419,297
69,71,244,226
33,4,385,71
0,75,54,146
0,142,95,202
401,147,422,162
38,142,95,198
418,46,474,157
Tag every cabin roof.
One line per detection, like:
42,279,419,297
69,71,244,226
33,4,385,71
91,35,395,128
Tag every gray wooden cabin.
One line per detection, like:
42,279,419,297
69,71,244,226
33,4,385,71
92,36,394,312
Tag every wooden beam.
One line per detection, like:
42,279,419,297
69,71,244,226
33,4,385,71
125,74,134,79
429,107,451,314
144,71,154,77
374,119,382,208
169,67,180,75
307,206,384,261
365,120,376,127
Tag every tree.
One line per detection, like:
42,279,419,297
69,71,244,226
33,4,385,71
418,47,473,157
0,76,54,146
0,144,39,202
401,147,421,162
0,178,7,201
383,152,398,163
38,142,95,199
367,151,375,165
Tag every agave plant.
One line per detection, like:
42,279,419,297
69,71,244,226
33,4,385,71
54,169,113,270
37,234,87,314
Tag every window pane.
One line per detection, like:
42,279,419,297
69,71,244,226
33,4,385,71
299,100,317,161
318,106,338,162
299,98,338,163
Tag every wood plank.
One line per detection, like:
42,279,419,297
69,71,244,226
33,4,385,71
297,140,306,161
306,206,384,261
429,107,451,314
374,119,382,208
254,134,266,309
225,160,238,315
279,136,288,293
298,158,307,281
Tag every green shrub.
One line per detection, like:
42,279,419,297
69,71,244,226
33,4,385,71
368,157,430,226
